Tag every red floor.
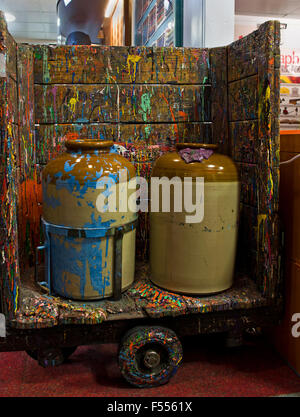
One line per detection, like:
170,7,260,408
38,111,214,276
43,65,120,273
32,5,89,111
0,335,300,397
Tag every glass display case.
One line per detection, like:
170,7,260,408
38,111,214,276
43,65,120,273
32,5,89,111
135,0,183,47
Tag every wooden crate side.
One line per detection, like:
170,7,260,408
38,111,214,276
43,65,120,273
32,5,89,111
0,12,20,318
228,75,258,122
17,45,41,273
229,120,259,165
256,21,281,298
33,45,210,85
228,30,257,82
227,21,281,298
34,84,211,124
210,47,229,154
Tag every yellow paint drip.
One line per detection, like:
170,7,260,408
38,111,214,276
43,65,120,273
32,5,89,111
257,214,267,245
69,91,79,113
127,55,142,82
14,285,18,313
269,170,273,199
265,85,271,101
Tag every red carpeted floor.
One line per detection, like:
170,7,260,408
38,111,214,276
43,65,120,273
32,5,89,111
0,334,300,397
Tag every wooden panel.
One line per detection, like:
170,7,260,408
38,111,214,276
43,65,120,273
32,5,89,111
33,45,210,85
257,21,280,126
17,45,38,271
272,49,281,151
0,122,20,318
210,47,228,154
0,12,20,318
34,84,119,124
18,46,36,176
119,84,211,123
35,124,117,164
256,213,281,297
34,84,211,124
257,21,280,217
0,77,17,127
231,123,278,214
229,121,258,164
236,204,258,278
17,167,43,267
228,30,258,82
19,125,35,174
7,77,18,125
237,163,258,207
228,75,258,122
0,80,6,127
35,122,212,164
234,158,278,217
238,205,258,253
119,121,212,145
18,46,35,138
228,21,281,299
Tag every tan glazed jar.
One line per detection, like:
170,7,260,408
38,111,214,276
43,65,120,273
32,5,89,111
149,143,240,295
42,139,137,301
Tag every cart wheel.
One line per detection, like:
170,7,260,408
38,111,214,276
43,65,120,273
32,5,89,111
26,346,77,367
118,326,183,388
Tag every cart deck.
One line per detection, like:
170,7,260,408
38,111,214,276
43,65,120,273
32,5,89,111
0,262,282,353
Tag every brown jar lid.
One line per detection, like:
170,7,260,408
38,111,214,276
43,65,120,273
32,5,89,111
176,143,219,151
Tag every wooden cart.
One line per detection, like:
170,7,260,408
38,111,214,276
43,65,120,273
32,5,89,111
0,13,282,387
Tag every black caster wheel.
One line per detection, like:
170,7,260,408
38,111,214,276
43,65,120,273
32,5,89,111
118,326,183,388
26,346,77,367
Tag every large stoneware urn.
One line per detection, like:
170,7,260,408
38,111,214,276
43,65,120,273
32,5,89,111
150,143,240,294
42,139,137,300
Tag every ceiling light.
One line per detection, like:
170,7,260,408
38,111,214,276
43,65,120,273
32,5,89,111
105,0,118,18
4,12,15,23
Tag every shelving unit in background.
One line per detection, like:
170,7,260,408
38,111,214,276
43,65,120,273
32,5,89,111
135,0,183,47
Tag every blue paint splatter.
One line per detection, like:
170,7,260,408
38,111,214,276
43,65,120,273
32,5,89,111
43,186,61,208
64,160,76,172
51,234,111,299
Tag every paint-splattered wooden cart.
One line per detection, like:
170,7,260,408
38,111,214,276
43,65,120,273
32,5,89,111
0,12,282,387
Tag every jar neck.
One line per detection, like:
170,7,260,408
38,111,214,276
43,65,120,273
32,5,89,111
66,148,111,155
65,139,114,154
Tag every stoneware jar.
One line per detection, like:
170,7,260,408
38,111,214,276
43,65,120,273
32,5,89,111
150,143,240,294
42,139,137,300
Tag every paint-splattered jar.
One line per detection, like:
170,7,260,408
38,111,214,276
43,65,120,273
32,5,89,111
42,140,137,301
150,143,240,294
